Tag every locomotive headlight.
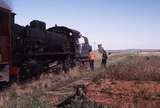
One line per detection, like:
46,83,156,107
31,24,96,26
69,32,72,36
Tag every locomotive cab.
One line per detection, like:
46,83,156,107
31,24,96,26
0,7,12,82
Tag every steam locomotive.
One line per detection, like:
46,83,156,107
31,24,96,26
0,6,91,83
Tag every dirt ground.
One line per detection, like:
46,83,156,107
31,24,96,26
86,79,160,108
85,52,160,108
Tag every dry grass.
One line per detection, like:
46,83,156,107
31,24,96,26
106,55,160,81
0,67,91,108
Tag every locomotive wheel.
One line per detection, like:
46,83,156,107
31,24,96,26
19,63,32,81
19,59,42,82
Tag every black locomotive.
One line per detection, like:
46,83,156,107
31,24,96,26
12,20,83,80
0,5,91,83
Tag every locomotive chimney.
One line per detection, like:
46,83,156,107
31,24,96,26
30,20,46,31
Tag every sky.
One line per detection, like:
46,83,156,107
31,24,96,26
10,0,160,50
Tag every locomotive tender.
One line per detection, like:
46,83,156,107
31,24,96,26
0,6,91,83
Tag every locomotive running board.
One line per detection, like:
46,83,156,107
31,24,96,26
0,64,9,82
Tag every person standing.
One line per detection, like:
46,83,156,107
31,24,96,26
88,49,95,71
101,51,108,69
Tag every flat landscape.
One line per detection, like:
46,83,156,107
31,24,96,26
0,51,160,108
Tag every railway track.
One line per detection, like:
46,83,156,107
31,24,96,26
48,54,134,107
47,69,107,107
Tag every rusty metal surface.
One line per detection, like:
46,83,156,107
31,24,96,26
0,54,1,63
0,36,10,62
0,8,11,82
0,8,11,63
